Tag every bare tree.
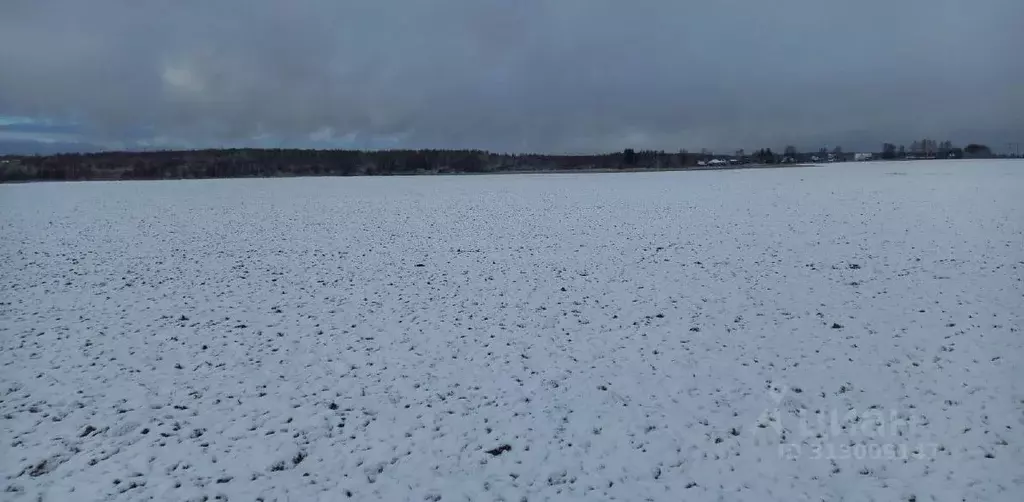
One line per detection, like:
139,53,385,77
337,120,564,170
915,139,938,157
783,145,797,162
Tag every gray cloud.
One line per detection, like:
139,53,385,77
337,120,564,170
1,0,1021,153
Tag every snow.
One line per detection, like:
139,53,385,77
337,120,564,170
1,159,1022,501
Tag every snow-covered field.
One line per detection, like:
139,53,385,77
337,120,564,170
1,160,1022,501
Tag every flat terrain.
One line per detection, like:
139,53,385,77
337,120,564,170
1,160,1022,501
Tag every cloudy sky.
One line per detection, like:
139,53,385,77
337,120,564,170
1,0,1021,154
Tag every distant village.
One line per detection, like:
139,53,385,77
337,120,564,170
689,140,1000,167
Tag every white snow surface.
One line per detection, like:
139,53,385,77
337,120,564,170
1,160,1023,501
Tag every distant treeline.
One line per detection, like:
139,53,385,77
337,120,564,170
877,140,997,160
0,148,709,182
0,143,1003,182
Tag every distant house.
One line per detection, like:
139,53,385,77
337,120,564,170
854,153,873,161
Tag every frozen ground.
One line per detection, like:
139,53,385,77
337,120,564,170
1,160,1022,501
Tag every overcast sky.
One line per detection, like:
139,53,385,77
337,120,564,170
1,0,1021,153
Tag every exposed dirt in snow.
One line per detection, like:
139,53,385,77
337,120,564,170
1,160,1022,501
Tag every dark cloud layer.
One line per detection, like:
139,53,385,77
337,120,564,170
1,0,1021,153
